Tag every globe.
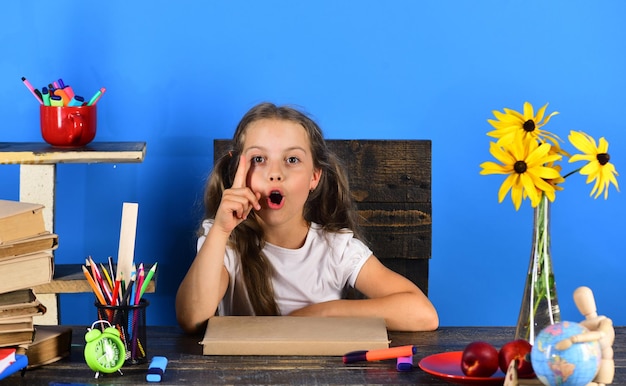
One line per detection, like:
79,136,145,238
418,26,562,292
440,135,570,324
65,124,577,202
531,321,601,386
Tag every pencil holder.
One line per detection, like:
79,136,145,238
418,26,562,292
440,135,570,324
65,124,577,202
95,299,149,365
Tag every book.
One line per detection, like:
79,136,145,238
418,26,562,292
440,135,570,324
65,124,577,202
16,325,72,369
0,289,47,319
0,200,46,245
200,316,390,356
0,251,53,294
0,232,58,259
0,316,34,333
0,348,15,374
0,329,34,347
0,354,27,381
0,288,36,307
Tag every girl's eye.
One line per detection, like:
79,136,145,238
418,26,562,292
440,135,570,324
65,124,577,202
286,156,299,164
251,156,265,164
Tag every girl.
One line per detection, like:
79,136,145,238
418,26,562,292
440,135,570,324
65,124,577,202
175,102,438,334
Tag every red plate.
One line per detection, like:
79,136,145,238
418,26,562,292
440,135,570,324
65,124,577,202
418,351,506,385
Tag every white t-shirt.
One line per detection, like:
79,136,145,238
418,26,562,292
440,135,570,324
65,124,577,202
197,220,372,316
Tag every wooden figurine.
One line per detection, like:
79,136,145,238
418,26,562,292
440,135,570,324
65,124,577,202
562,286,615,386
504,286,614,386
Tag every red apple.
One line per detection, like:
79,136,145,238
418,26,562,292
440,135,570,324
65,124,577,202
461,341,499,377
498,339,534,377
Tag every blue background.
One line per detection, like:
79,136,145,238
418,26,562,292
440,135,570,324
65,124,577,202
1,1,624,327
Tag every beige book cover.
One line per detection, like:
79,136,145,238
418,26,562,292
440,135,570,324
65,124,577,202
200,316,389,356
0,251,53,294
0,200,46,245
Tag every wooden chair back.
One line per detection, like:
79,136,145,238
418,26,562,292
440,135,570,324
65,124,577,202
214,139,432,295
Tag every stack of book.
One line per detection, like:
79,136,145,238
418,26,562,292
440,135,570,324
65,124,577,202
0,199,56,348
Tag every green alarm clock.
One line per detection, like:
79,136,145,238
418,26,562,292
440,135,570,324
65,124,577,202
84,320,126,377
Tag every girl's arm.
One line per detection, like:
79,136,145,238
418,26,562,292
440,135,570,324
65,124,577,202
175,228,230,334
176,155,261,334
289,255,439,331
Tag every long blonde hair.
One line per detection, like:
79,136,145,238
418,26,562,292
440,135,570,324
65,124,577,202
202,102,363,315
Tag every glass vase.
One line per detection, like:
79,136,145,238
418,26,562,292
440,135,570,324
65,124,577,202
514,193,561,345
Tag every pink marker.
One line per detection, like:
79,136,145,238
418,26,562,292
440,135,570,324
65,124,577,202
21,76,43,104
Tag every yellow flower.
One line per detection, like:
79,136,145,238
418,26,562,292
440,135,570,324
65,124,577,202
568,130,620,199
480,136,562,210
487,102,560,147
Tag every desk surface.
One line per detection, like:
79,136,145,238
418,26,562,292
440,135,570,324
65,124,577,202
6,325,625,385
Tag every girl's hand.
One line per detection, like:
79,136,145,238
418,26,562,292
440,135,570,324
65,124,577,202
213,155,261,234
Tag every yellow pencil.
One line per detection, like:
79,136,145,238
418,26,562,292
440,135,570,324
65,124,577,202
82,265,107,305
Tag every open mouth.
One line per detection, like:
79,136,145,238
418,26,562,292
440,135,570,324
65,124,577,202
267,191,284,209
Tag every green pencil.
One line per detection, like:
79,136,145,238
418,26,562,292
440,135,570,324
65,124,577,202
139,262,158,299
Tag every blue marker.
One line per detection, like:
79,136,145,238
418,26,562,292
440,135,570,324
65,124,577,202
146,356,168,382
68,95,85,106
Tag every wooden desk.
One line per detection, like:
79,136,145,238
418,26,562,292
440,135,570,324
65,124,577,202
0,142,147,324
7,326,625,385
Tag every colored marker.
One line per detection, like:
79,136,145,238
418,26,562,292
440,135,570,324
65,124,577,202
62,85,75,99
53,88,70,106
343,345,417,364
87,87,106,106
68,95,85,106
396,356,413,371
57,78,65,88
50,95,64,107
21,76,43,104
146,356,168,382
41,87,51,106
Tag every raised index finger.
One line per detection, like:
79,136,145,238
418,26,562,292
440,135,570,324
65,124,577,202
231,154,250,189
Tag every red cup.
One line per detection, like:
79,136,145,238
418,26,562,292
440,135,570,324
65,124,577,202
40,105,97,147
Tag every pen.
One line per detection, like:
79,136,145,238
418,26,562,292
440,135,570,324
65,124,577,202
342,345,417,364
21,76,43,104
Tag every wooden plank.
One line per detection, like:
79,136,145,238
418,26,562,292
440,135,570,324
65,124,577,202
32,264,156,294
0,142,146,164
326,140,431,204
358,202,431,260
